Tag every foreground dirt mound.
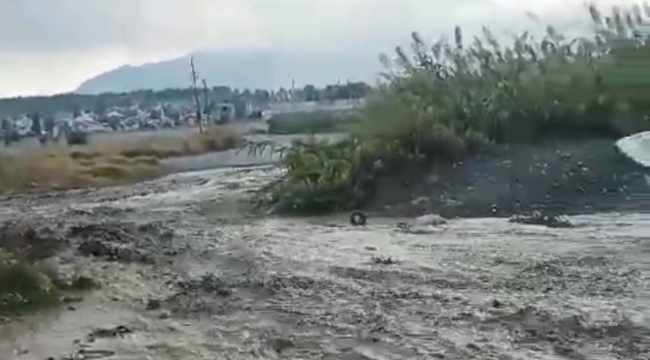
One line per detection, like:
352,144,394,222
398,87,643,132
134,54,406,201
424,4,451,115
368,139,650,218
70,222,175,263
0,222,68,261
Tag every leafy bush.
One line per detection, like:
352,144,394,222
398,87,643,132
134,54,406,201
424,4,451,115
249,3,650,214
266,139,359,213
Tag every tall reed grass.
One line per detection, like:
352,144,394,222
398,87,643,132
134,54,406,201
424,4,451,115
248,3,650,214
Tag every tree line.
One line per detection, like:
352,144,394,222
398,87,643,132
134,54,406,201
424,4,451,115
0,82,372,117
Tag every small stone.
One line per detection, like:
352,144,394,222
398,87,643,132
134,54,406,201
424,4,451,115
365,246,377,251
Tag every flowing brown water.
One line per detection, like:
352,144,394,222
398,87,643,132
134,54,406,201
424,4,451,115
0,164,649,359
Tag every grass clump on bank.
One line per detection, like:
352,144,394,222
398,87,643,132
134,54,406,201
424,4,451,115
267,110,361,135
251,4,650,214
0,248,58,313
0,126,241,193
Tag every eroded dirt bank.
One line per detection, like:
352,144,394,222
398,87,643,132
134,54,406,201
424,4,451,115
368,139,650,218
0,165,649,360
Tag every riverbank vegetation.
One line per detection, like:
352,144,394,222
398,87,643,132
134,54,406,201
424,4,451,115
0,248,58,314
0,127,240,193
250,3,650,214
266,110,361,135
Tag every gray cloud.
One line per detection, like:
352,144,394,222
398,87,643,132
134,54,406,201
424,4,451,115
0,0,638,96
0,0,637,53
0,0,498,54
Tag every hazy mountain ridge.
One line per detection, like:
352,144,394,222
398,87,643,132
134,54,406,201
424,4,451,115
75,49,381,94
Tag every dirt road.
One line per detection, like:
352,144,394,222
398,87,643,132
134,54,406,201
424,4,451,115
0,165,648,360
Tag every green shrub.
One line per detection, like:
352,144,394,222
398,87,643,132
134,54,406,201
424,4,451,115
266,138,359,213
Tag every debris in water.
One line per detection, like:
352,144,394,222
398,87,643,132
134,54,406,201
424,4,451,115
414,214,447,226
509,211,573,228
350,211,367,226
371,256,399,265
396,213,447,234
88,325,132,340
78,239,149,263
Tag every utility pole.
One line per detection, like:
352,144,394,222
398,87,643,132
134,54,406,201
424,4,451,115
190,57,203,134
202,79,210,126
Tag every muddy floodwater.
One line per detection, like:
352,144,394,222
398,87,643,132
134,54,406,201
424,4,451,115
0,164,649,360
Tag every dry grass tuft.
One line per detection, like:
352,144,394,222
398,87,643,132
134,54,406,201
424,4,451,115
0,126,241,193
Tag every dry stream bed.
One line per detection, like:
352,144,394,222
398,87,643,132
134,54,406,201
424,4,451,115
0,165,649,360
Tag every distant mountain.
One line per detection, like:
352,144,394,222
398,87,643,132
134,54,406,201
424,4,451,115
75,49,381,94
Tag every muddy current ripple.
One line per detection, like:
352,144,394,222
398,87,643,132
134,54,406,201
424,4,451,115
1,165,649,360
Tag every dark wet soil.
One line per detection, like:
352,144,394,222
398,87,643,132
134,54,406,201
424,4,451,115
367,139,650,218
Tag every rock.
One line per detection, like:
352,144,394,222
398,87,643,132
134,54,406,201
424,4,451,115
146,299,161,311
158,311,171,319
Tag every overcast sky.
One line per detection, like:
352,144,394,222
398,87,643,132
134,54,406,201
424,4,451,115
0,0,637,97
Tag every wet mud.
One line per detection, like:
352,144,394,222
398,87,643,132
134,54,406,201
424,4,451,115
0,163,649,359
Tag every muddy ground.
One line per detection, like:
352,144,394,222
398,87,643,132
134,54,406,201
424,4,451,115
0,162,649,360
369,139,650,218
